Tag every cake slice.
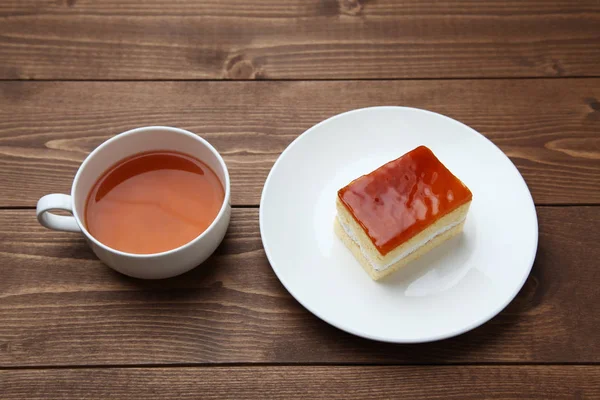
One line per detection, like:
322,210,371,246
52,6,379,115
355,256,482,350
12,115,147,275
335,145,472,280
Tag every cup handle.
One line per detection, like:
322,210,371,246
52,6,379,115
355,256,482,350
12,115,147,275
36,194,81,232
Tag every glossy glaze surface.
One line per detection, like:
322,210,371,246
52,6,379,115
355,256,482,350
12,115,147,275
86,150,224,254
338,146,472,255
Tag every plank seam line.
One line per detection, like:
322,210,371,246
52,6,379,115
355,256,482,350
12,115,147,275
0,76,599,83
1,362,599,371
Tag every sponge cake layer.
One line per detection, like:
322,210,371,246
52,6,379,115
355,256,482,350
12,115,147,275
336,197,470,280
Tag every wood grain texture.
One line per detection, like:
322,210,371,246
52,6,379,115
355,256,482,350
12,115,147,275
1,1,599,79
2,366,599,399
1,207,598,366
1,80,599,206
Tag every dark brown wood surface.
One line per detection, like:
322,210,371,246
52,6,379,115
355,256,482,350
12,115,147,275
1,79,599,206
1,207,598,366
2,1,599,398
1,1,600,79
2,366,599,399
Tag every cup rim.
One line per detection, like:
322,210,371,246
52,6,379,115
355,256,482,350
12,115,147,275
71,125,231,258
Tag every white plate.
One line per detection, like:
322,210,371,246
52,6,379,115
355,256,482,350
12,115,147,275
260,107,538,343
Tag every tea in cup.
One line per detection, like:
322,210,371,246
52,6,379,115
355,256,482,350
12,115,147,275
36,126,231,279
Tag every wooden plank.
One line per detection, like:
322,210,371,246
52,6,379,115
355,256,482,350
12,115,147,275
1,1,599,79
0,80,598,206
1,366,599,399
0,207,598,366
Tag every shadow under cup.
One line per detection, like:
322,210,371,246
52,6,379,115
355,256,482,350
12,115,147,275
70,126,231,279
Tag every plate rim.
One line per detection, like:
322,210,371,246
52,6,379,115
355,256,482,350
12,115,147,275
259,106,539,343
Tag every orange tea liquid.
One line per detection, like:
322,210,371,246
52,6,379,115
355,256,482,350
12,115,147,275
85,151,224,254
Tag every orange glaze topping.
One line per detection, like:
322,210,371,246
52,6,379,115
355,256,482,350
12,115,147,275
338,146,472,256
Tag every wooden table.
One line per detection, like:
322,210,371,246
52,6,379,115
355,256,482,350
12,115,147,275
1,1,599,398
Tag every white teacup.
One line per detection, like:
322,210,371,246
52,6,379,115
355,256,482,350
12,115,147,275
36,126,231,279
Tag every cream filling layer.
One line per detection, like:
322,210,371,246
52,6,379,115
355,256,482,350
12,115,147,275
339,216,466,271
